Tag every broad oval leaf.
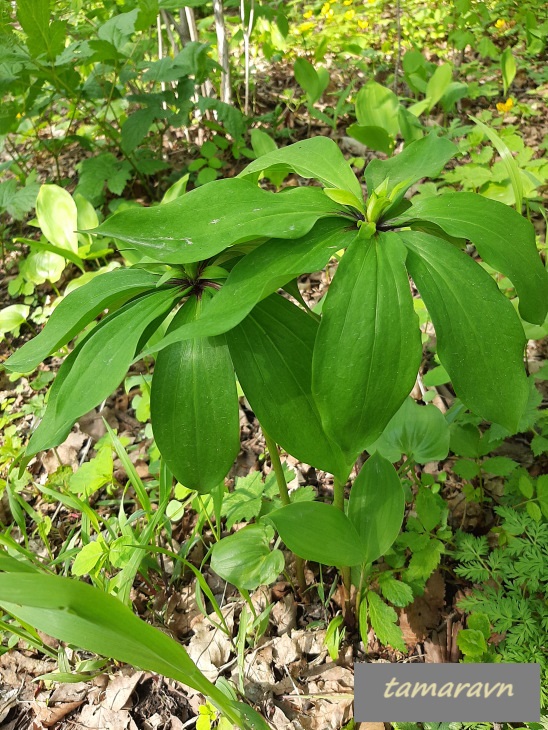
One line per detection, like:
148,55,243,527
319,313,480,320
5,268,160,374
36,184,78,254
268,502,365,566
92,178,344,264
227,294,349,480
401,230,528,432
238,137,363,201
365,397,450,463
347,453,405,565
138,219,355,358
312,231,422,467
364,132,457,200
355,81,400,137
151,296,240,493
395,192,548,325
211,524,285,590
0,572,269,730
27,287,181,455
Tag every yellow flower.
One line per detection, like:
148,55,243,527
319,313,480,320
298,21,315,32
321,2,330,15
344,9,355,20
358,18,369,29
326,8,335,21
495,18,507,29
303,9,313,18
343,0,353,4
496,97,514,113
368,0,375,4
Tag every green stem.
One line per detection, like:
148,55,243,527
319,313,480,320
263,431,307,595
263,431,290,505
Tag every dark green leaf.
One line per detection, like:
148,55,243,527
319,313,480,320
347,453,405,564
27,287,180,455
227,294,348,480
139,219,354,358
312,232,422,466
92,179,344,264
151,297,240,493
211,524,284,590
366,591,405,651
365,397,450,463
5,268,159,374
269,502,365,566
365,133,457,200
401,230,529,432
239,137,363,201
397,193,548,325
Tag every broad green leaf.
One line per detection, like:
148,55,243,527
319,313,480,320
0,304,29,337
92,179,343,264
139,219,354,358
416,486,444,531
347,124,394,155
366,591,405,651
0,573,268,730
227,294,348,480
501,48,516,96
250,129,277,157
238,137,363,201
377,574,413,607
294,58,329,104
269,502,365,566
151,296,239,493
397,192,548,325
323,188,364,213
211,524,285,590
457,628,487,657
5,268,159,373
17,0,65,59
365,133,457,200
425,63,453,110
36,185,78,254
27,287,181,455
71,540,105,576
365,397,450,463
467,613,491,640
347,453,405,565
400,230,528,432
354,82,400,137
312,232,422,466
0,552,37,573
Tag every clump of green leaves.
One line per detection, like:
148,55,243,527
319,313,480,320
454,494,548,707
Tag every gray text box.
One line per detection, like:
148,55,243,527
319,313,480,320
354,663,540,722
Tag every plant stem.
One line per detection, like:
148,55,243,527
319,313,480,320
263,431,307,596
333,476,351,595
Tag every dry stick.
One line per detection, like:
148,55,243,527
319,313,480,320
263,431,308,596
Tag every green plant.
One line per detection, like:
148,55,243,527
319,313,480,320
0,565,268,730
4,132,547,696
454,499,548,707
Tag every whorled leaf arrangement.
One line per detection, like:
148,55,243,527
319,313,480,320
4,132,548,722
